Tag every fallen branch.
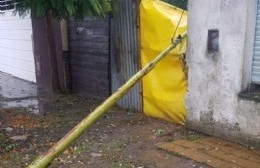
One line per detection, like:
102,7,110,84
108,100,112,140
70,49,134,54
27,32,187,168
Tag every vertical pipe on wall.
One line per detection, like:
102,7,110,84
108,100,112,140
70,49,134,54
60,19,69,52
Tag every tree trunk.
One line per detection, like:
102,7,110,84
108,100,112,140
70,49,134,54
27,32,187,168
46,11,60,91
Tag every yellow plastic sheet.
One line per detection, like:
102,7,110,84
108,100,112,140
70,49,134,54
140,0,187,125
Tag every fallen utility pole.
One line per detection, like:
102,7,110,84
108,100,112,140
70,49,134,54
27,32,187,168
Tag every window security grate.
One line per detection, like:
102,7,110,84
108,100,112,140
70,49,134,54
252,0,260,84
0,0,15,12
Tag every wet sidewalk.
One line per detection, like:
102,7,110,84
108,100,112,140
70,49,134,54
0,72,39,114
157,137,260,168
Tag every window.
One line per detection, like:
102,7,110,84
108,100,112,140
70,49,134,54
252,0,260,88
0,0,15,12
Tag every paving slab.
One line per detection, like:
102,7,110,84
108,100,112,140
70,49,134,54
156,137,260,168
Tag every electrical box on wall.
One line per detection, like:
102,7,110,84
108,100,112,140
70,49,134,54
208,29,219,52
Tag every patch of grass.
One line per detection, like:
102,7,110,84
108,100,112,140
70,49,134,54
9,153,22,161
186,134,200,142
0,132,16,154
153,129,164,137
106,139,125,150
5,143,15,152
74,146,86,154
127,109,135,115
73,143,90,154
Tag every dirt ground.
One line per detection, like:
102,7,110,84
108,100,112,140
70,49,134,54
0,94,210,168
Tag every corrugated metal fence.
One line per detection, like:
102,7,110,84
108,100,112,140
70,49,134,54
110,0,141,111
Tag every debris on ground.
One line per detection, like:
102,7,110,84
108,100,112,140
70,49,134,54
0,94,211,168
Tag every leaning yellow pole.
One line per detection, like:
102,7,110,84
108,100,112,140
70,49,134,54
27,32,187,168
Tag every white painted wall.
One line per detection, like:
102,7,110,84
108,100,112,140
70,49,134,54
186,0,260,148
0,11,36,82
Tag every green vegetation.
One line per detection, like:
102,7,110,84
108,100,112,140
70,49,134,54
12,0,115,18
73,145,89,154
106,139,125,150
187,134,200,142
0,133,15,154
162,0,188,10
152,129,165,137
9,153,22,161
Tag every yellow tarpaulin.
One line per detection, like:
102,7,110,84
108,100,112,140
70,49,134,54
140,0,187,125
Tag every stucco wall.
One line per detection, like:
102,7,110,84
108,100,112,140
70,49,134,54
185,0,260,148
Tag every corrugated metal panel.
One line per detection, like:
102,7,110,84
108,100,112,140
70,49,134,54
110,0,140,110
252,0,260,83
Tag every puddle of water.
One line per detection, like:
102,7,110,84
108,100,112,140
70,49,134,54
1,99,40,114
